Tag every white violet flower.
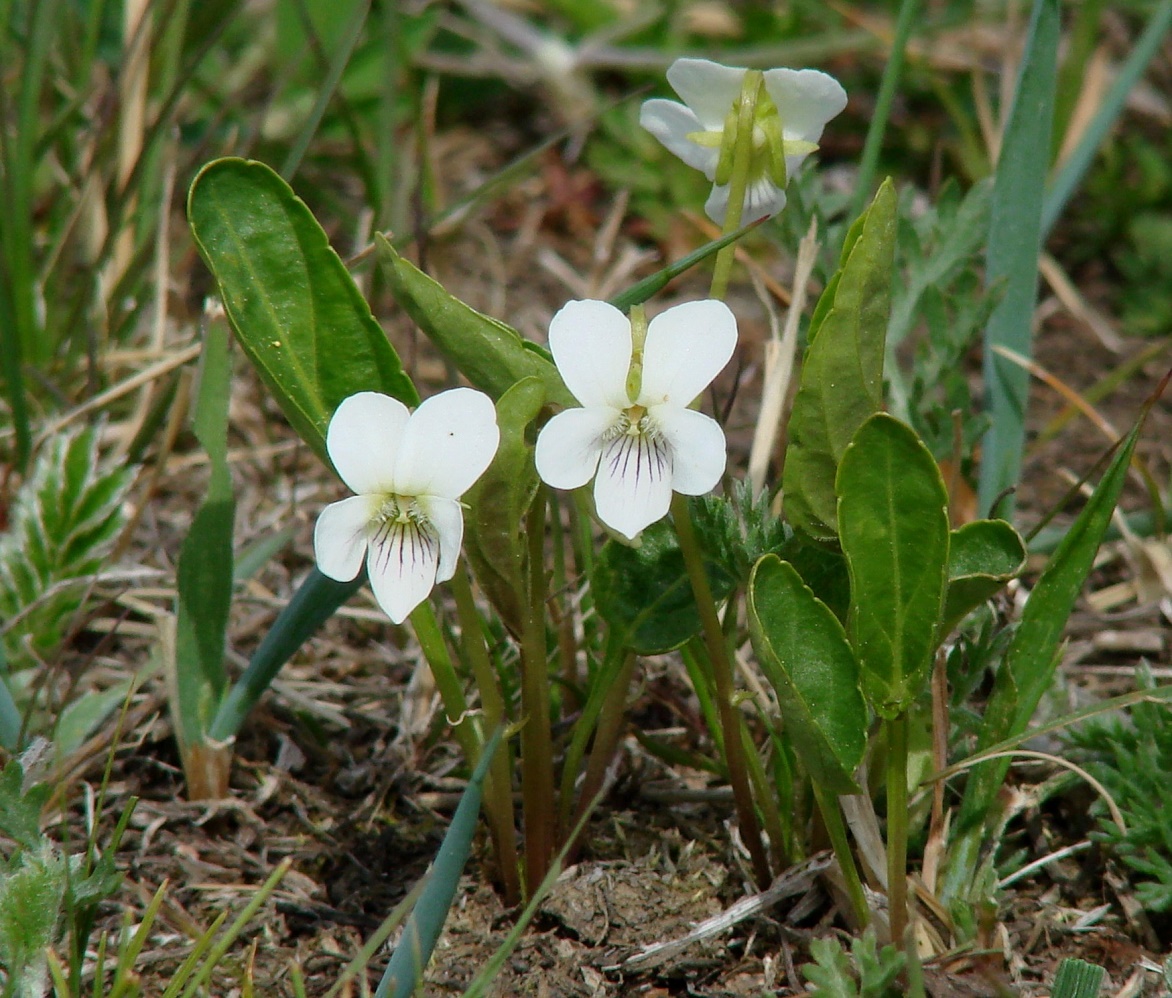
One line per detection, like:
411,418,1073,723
535,299,736,540
640,57,847,224
314,388,500,624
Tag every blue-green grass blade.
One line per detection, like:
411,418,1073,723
977,0,1060,518
209,569,363,742
375,728,503,998
1042,0,1172,239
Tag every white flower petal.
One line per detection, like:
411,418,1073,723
393,388,500,500
762,68,848,144
667,58,748,129
639,300,737,407
548,300,633,409
639,99,721,178
326,392,408,495
417,495,464,584
656,407,727,495
366,515,440,624
704,176,787,225
744,175,789,223
314,494,376,582
535,407,613,490
594,431,673,540
704,183,732,225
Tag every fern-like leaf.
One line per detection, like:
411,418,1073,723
0,426,133,670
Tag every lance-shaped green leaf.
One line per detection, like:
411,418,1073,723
783,179,897,542
592,517,734,655
940,519,1026,637
171,323,235,757
463,377,545,637
748,555,866,794
837,414,949,719
376,235,574,408
188,158,417,466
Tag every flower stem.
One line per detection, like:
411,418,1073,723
710,71,764,301
410,601,479,764
450,562,521,906
520,489,556,894
671,493,771,888
810,782,870,928
886,712,911,944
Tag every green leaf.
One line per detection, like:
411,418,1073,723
378,728,502,998
463,378,545,637
188,158,417,466
0,761,50,852
592,517,734,655
940,519,1026,636
171,324,235,753
747,555,866,794
977,0,1060,516
972,419,1143,785
837,414,950,719
1050,959,1105,998
783,179,898,542
376,235,574,407
943,412,1148,903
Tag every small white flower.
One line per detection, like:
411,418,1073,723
535,299,736,540
640,57,847,224
314,389,500,624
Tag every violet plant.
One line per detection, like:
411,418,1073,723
175,44,1170,962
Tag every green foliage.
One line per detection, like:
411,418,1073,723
783,180,897,542
592,515,734,655
188,158,418,467
0,425,133,672
941,520,1026,638
887,179,995,461
801,929,906,998
690,482,788,588
977,0,1060,517
463,378,545,638
837,414,950,719
1050,958,1106,998
0,842,66,998
376,236,572,409
943,414,1147,904
1068,668,1172,913
170,322,235,763
747,556,865,794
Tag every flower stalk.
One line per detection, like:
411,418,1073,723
519,490,557,893
886,712,911,943
450,561,521,905
710,71,765,300
671,493,772,888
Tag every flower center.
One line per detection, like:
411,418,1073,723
369,495,439,576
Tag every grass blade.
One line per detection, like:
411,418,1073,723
976,0,1060,517
375,727,502,998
